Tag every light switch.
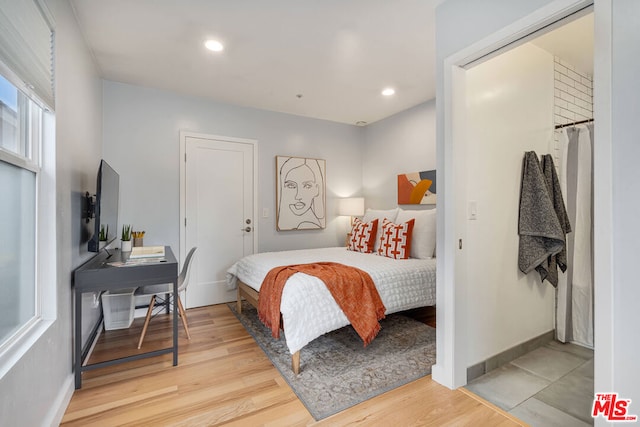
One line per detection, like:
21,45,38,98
468,201,478,220
262,208,269,218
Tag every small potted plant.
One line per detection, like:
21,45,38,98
121,224,132,252
99,224,108,249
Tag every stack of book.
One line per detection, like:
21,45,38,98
129,245,165,259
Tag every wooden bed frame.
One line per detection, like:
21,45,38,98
236,280,302,374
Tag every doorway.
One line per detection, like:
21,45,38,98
457,11,595,423
179,131,257,308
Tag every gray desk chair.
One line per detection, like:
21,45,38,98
136,247,197,349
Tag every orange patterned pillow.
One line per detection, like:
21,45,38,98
347,218,379,253
377,218,415,259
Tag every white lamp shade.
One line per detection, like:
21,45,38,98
338,197,364,216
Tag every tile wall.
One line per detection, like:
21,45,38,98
553,57,593,160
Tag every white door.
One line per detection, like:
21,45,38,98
182,133,256,308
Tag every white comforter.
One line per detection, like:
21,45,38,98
226,247,436,354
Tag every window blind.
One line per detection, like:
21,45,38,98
0,0,54,110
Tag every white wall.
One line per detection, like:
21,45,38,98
465,43,555,366
607,0,640,403
102,81,365,256
363,100,437,210
0,0,104,425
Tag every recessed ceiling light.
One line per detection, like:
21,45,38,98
381,88,396,96
204,39,224,52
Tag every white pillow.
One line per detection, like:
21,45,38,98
362,208,399,253
395,208,436,259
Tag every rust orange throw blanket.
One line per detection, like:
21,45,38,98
258,262,386,347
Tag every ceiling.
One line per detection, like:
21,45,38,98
70,0,439,126
69,2,593,126
531,13,594,76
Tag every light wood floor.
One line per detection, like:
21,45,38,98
61,304,526,426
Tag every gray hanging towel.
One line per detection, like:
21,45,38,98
537,154,572,286
518,151,565,284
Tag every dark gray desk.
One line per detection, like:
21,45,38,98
73,246,178,389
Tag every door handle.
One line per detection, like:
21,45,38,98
241,226,252,232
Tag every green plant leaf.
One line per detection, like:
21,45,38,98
121,224,132,241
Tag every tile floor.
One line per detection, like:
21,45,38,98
465,340,594,426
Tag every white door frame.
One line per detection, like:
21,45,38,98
434,0,613,392
179,130,259,267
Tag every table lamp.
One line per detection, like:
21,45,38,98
338,197,365,226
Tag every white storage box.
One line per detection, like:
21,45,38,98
101,288,136,330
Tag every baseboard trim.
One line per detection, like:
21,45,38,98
45,373,74,427
467,330,555,383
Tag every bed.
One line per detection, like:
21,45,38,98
226,246,436,373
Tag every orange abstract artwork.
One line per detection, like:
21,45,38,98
397,170,436,205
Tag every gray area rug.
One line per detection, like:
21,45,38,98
228,301,436,420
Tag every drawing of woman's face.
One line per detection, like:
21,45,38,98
283,164,319,216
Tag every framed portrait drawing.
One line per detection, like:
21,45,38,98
276,155,326,230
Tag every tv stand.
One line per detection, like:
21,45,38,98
73,245,178,389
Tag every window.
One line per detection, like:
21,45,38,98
0,0,55,379
0,72,43,352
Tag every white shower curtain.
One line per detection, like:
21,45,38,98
556,124,594,348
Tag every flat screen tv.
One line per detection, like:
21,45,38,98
88,160,120,252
